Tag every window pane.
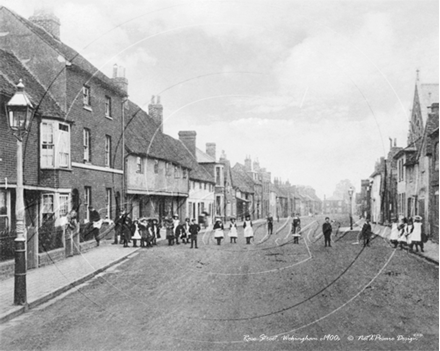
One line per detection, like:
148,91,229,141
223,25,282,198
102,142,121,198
0,190,7,215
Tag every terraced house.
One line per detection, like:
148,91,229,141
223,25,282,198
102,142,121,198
0,6,126,266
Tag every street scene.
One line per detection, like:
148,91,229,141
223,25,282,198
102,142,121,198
0,0,438,350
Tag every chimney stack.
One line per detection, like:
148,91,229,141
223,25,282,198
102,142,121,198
148,95,164,133
29,6,61,40
112,64,128,95
206,143,216,161
178,131,197,156
244,156,252,171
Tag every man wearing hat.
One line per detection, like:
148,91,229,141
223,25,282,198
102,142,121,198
189,218,201,249
360,218,372,247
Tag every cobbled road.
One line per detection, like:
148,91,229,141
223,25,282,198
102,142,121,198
1,216,438,351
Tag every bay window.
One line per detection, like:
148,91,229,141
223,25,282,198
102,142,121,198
40,120,70,169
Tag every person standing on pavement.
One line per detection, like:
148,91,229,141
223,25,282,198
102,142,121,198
213,218,224,245
152,218,160,244
182,218,191,244
228,217,238,243
389,217,399,248
173,215,181,245
397,217,407,249
243,215,254,245
189,218,200,249
322,217,332,247
89,206,102,246
113,210,126,245
411,215,424,252
405,217,415,251
267,213,274,235
65,210,78,257
360,218,372,247
165,215,175,246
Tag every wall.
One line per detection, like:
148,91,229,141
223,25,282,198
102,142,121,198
126,156,189,195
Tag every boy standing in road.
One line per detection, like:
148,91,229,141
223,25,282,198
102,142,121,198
322,217,332,247
189,218,200,249
267,213,274,235
361,218,372,247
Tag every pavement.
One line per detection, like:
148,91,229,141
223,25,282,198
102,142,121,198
338,221,439,265
0,218,267,324
0,241,140,324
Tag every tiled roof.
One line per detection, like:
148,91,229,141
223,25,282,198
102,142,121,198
4,6,126,97
196,148,215,163
231,163,254,193
0,49,64,119
124,100,190,168
124,100,213,183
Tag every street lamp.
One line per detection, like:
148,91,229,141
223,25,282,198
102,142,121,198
348,186,354,230
6,79,35,305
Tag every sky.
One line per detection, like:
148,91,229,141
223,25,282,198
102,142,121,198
2,0,439,199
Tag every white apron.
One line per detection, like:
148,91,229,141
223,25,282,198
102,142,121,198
228,224,238,238
214,229,224,238
132,223,141,240
411,223,422,242
389,223,399,241
244,221,253,238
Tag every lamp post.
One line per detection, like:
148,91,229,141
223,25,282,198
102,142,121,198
6,79,34,305
348,186,354,230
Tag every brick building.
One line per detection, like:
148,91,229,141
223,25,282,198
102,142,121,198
0,6,127,266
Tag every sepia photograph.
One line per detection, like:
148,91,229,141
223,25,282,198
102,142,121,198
0,0,438,350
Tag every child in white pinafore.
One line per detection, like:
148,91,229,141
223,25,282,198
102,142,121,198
228,218,238,243
243,215,254,245
389,218,399,248
411,216,424,252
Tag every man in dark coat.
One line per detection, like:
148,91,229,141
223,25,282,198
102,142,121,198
189,218,201,249
322,217,332,247
113,210,126,244
89,206,102,246
361,218,372,247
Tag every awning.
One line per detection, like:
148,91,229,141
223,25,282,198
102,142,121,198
235,195,250,203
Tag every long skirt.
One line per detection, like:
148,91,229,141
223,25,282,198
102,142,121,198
228,227,238,238
244,226,254,238
214,229,224,239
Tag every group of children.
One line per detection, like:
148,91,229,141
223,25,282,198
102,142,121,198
213,215,255,245
165,215,201,248
114,211,161,248
389,215,424,252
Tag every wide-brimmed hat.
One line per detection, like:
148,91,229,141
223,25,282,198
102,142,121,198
414,215,423,221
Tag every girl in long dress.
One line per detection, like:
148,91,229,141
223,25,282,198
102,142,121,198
411,216,424,252
131,220,142,247
389,217,399,248
243,215,254,245
228,218,238,243
173,215,181,245
213,218,224,245
405,217,414,249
